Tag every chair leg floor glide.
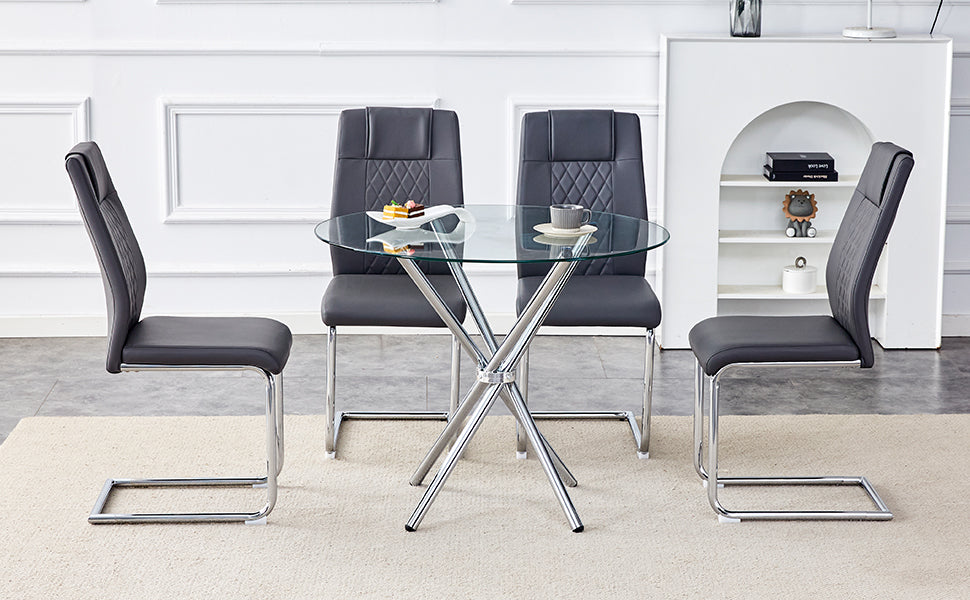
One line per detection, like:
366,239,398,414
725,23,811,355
88,367,284,525
692,359,893,522
324,327,461,459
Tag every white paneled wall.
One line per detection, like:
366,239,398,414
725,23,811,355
0,1,969,338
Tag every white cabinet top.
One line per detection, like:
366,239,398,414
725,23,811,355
662,34,951,44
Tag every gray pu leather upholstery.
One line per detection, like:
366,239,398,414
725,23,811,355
123,316,291,374
690,142,914,376
322,274,467,327
517,276,660,327
515,110,660,328
322,107,467,326
65,141,292,375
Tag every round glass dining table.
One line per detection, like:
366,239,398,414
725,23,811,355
314,205,669,533
314,204,668,264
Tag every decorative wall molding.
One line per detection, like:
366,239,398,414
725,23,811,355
0,266,332,278
506,98,660,205
948,99,970,225
944,260,970,275
951,98,970,116
161,97,438,224
0,40,963,60
0,263,653,278
947,206,970,224
158,0,433,3
3,40,957,60
512,0,970,5
0,97,88,224
0,42,660,58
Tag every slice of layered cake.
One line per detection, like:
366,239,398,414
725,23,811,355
382,200,426,219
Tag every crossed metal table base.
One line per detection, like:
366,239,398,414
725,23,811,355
396,234,592,532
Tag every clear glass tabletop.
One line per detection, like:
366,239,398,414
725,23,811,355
314,205,669,264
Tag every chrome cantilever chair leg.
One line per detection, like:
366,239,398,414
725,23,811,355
275,373,284,475
88,366,283,525
522,328,656,459
693,359,893,523
325,326,462,458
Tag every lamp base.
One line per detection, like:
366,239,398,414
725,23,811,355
842,26,897,39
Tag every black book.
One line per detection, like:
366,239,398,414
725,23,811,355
766,152,835,172
763,165,839,182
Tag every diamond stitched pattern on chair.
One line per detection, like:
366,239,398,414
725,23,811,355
551,162,614,212
551,162,615,276
365,160,431,211
828,196,878,346
363,253,406,275
101,193,145,326
574,257,613,277
363,160,431,275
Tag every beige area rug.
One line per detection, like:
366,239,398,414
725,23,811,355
1,414,969,599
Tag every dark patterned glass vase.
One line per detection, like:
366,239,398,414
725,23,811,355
730,0,762,37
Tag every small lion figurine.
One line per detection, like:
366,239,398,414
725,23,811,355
783,189,818,238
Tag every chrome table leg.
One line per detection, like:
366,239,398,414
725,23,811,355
400,258,576,488
442,251,575,479
398,247,587,531
405,383,505,532
515,348,529,457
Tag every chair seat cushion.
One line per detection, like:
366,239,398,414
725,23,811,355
122,316,293,374
516,275,661,328
321,274,467,327
689,315,861,376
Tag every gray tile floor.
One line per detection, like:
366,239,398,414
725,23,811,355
2,334,969,444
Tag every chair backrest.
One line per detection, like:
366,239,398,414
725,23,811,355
516,109,648,278
65,141,146,374
827,142,914,368
330,107,464,276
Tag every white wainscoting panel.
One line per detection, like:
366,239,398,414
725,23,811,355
163,98,438,224
0,98,88,224
156,0,436,4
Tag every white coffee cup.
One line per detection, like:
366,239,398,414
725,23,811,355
550,204,592,231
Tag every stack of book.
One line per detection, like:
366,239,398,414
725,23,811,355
763,152,838,182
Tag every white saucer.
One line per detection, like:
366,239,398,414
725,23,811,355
533,234,597,246
533,223,597,238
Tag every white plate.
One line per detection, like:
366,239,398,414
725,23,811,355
533,223,598,237
366,205,471,230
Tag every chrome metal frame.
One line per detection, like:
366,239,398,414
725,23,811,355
88,364,284,525
398,232,594,532
325,327,461,458
693,359,893,522
516,328,656,459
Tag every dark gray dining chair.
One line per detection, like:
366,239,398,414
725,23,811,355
515,109,661,458
321,107,467,457
689,142,913,522
66,141,291,524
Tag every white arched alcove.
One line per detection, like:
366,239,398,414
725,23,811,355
722,101,873,177
716,102,885,332
658,35,951,349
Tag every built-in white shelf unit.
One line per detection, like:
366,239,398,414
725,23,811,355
658,35,952,349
